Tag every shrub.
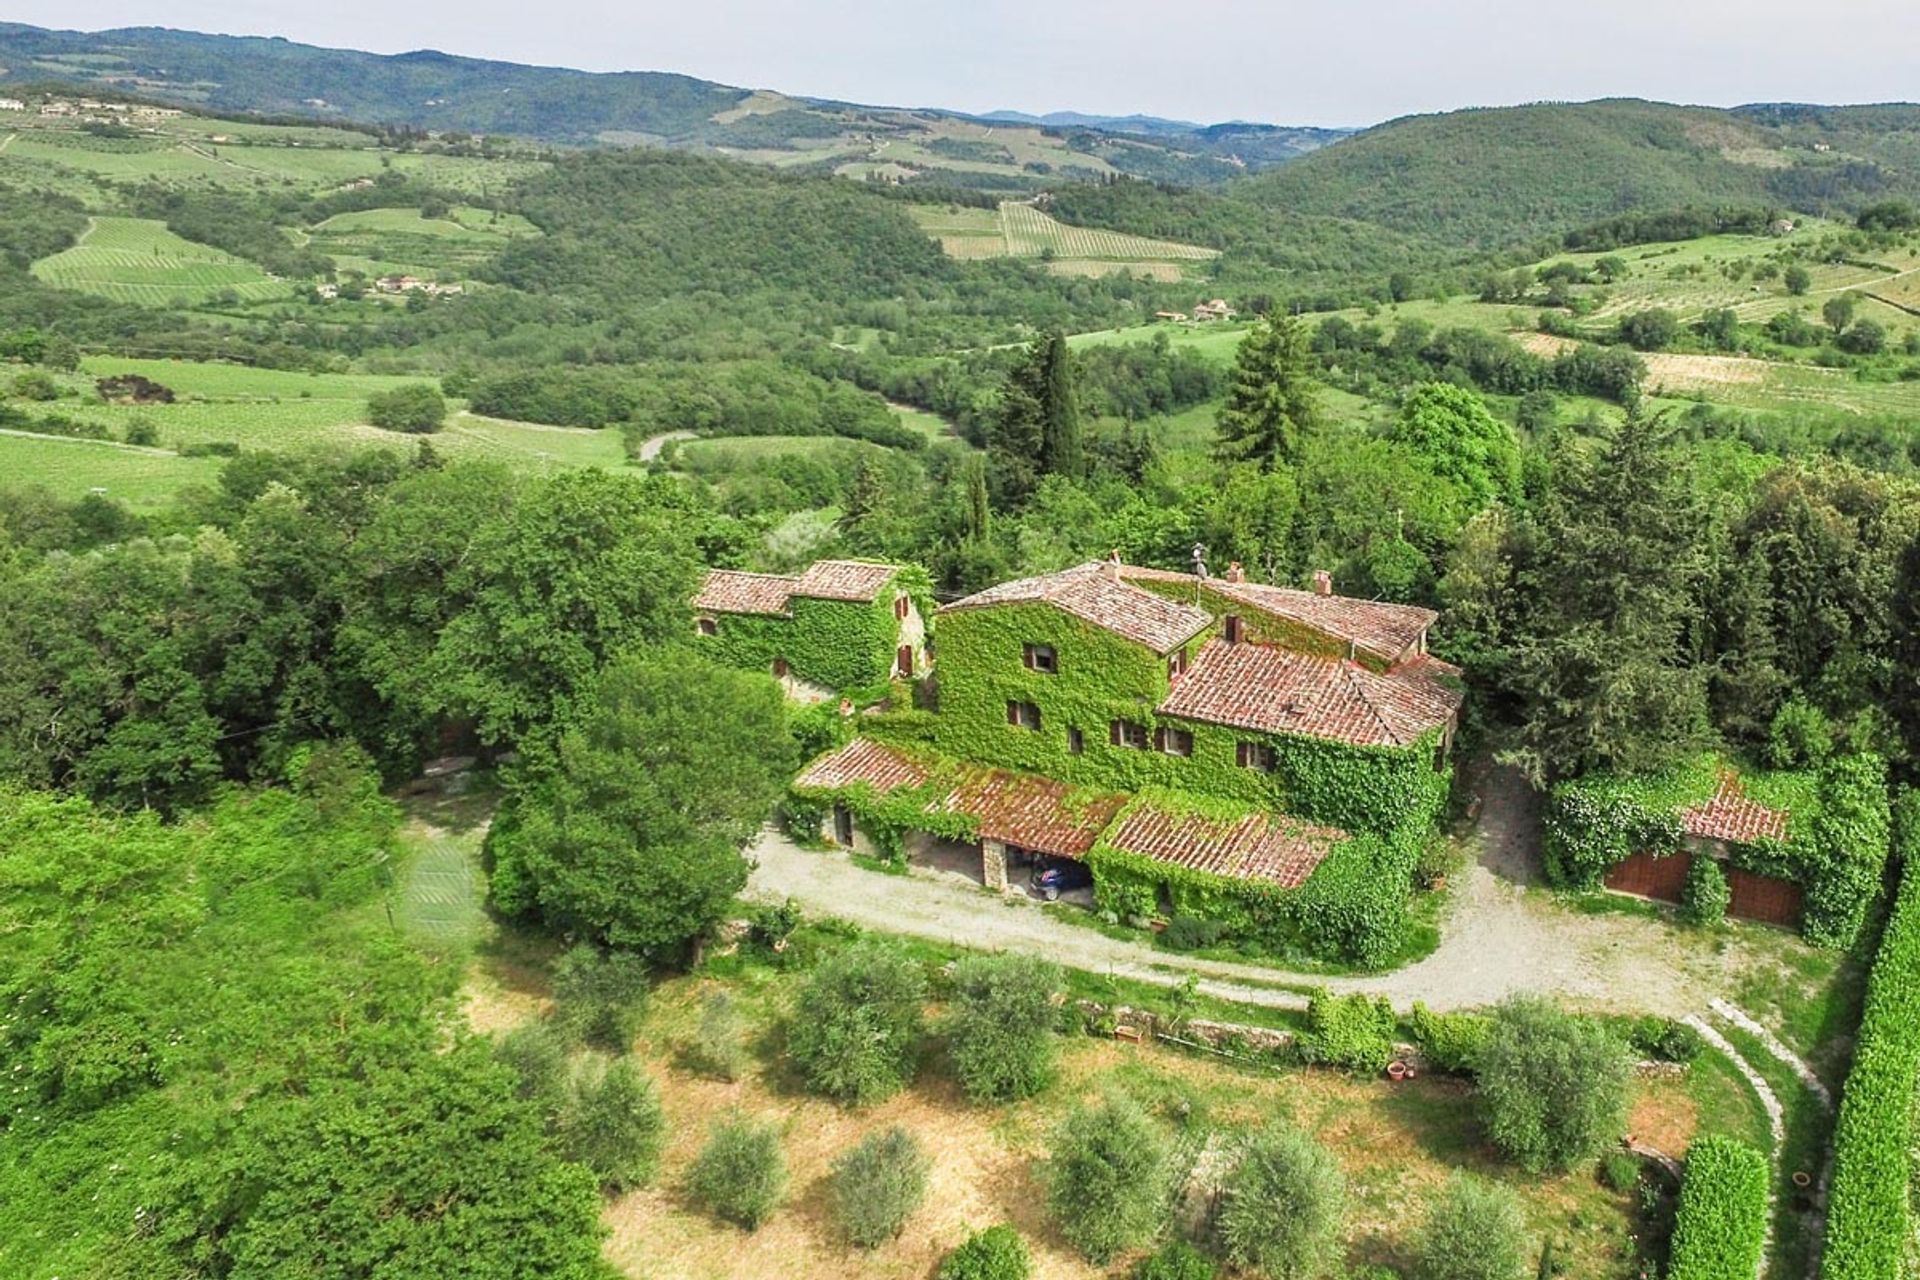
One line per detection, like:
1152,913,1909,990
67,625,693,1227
1133,1239,1218,1280
1667,1136,1769,1280
1216,1125,1346,1280
1477,997,1632,1173
689,1114,788,1230
1600,1151,1642,1193
123,416,159,447
494,1020,570,1113
944,953,1062,1104
1409,1002,1492,1074
788,940,926,1104
551,944,651,1052
12,369,59,400
557,1058,666,1192
1680,856,1729,927
1163,914,1228,951
1043,1095,1170,1264
1414,1173,1530,1280
1821,841,1920,1278
692,989,748,1081
938,1224,1032,1280
1299,989,1396,1073
366,382,447,433
830,1125,930,1247
1623,1015,1705,1064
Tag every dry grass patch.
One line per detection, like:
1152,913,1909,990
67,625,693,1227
1642,352,1773,390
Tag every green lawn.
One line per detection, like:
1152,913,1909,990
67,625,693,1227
0,433,223,508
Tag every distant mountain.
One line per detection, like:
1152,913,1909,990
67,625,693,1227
0,21,1345,187
1238,97,1920,247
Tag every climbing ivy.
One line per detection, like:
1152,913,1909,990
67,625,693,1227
1544,752,1889,947
933,600,1449,838
702,565,931,691
1128,576,1401,671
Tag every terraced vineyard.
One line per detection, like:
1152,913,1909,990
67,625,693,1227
307,205,539,281
999,200,1218,261
31,216,294,305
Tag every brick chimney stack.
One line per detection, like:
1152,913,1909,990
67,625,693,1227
1312,569,1332,597
1105,550,1122,582
1225,562,1245,584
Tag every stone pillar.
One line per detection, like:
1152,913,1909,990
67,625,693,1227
981,838,1009,892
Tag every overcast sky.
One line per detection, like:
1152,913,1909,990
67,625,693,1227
13,1,1919,127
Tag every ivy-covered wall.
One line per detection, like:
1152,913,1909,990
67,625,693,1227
1545,752,1890,947
932,600,1447,838
1129,577,1400,671
702,566,933,692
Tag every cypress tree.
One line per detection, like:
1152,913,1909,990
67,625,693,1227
1037,332,1082,480
1215,313,1321,471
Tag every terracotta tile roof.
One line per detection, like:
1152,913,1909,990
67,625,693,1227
792,739,1125,858
1105,801,1346,890
939,562,1211,654
694,568,798,617
1157,640,1463,749
695,560,900,616
1682,768,1791,844
792,559,899,603
1116,565,1435,663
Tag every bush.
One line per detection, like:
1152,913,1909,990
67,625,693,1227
944,953,1062,1104
692,989,748,1081
1414,1173,1530,1280
123,416,159,447
830,1125,930,1247
494,1020,570,1113
12,369,59,400
1821,845,1920,1278
1680,856,1729,927
1621,1015,1703,1064
557,1058,666,1192
551,944,651,1052
1133,1239,1217,1280
1216,1125,1346,1280
938,1224,1032,1280
1600,1151,1642,1193
1162,914,1229,951
1044,1095,1170,1264
1477,997,1632,1173
788,940,926,1105
1299,989,1396,1073
1409,1002,1492,1074
366,382,447,433
1667,1136,1769,1280
689,1114,788,1230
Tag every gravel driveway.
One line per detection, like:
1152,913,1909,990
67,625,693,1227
745,766,1761,1016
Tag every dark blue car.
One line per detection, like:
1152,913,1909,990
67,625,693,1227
1030,856,1092,901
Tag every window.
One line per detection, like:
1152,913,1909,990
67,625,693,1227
1223,614,1243,644
696,617,717,636
1237,741,1276,772
1068,727,1084,755
1006,701,1042,731
1022,642,1058,674
1168,648,1188,681
894,593,910,621
772,657,789,678
1155,727,1193,757
1109,720,1149,750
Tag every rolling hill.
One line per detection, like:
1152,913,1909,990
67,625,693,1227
1236,98,1920,248
0,22,1343,188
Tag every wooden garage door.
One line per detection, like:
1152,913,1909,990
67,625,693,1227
1727,866,1803,928
1604,850,1691,903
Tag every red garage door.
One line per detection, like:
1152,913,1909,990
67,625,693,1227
1727,866,1803,928
1604,850,1691,904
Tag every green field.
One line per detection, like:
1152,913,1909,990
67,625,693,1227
308,204,539,280
911,200,1218,281
0,433,224,507
31,216,294,305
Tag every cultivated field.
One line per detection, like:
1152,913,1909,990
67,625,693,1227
31,215,293,305
911,201,1218,280
307,204,539,280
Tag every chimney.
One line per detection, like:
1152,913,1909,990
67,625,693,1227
1104,550,1122,583
1225,562,1245,584
1312,570,1333,597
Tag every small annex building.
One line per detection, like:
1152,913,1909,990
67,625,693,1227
790,555,1464,952
693,559,930,699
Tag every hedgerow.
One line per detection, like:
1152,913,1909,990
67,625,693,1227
1666,1136,1769,1280
1820,803,1919,1280
1544,752,1888,947
1299,989,1396,1072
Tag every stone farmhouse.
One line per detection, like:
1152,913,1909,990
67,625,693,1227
693,559,929,699
788,554,1463,935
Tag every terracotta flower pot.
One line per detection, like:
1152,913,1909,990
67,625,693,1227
1387,1061,1408,1081
1792,1171,1812,1189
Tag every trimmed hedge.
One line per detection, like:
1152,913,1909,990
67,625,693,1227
1821,823,1920,1280
1666,1136,1769,1280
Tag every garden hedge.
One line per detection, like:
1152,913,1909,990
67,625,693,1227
1820,816,1920,1280
1666,1135,1770,1280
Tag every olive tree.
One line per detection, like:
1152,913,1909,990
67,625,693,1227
1216,1125,1346,1279
788,941,926,1105
1043,1094,1170,1264
690,1114,788,1230
1477,997,1632,1172
557,1058,666,1192
830,1126,931,1247
1414,1174,1530,1280
944,953,1062,1103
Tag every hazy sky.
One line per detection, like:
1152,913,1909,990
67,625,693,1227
13,1,1919,126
